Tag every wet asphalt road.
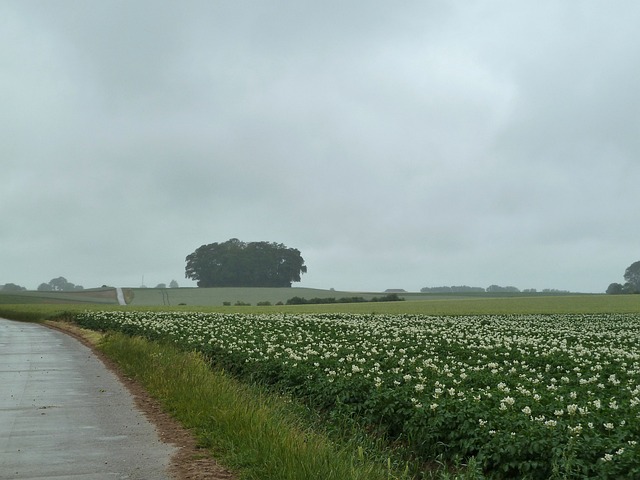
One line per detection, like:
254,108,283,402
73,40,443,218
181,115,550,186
0,318,175,479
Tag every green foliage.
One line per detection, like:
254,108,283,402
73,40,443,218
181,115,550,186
185,238,307,287
286,294,403,305
624,261,640,293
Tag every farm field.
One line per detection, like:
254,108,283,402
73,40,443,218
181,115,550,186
4,286,640,316
73,310,640,479
0,287,119,305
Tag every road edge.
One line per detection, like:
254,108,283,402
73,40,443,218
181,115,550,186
43,320,234,480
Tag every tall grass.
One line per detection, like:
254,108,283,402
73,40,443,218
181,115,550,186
98,333,407,480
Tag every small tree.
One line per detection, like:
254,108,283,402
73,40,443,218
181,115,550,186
606,283,623,295
169,279,179,288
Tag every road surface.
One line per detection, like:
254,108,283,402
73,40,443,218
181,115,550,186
115,288,126,306
0,318,176,479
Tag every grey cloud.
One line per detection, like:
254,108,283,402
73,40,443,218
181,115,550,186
1,1,638,292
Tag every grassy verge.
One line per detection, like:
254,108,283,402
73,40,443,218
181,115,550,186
97,332,411,480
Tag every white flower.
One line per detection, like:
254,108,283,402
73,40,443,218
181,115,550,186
521,406,532,415
603,423,614,430
567,424,583,435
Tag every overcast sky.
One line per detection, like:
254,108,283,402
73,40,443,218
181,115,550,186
2,1,639,293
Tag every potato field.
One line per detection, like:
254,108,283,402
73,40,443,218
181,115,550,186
74,311,640,479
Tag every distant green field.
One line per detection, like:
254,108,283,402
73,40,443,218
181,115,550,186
126,286,412,306
0,288,118,305
122,287,640,314
2,285,640,316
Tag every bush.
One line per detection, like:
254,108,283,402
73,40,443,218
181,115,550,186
286,295,404,305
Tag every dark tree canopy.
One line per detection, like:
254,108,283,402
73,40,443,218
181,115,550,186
1,283,26,292
185,238,307,287
624,261,640,293
37,276,83,291
606,282,624,295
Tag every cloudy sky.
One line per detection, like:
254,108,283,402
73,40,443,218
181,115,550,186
2,1,638,293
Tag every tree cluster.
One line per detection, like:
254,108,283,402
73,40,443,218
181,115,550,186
420,285,523,293
421,285,486,293
185,238,307,288
606,261,640,294
0,283,26,292
285,293,404,305
420,285,569,294
37,276,84,292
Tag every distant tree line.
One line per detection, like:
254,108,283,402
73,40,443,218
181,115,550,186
421,285,523,293
420,285,569,294
0,283,26,292
2,277,179,292
185,238,306,288
607,261,640,294
37,276,83,291
286,293,404,305
421,285,486,293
